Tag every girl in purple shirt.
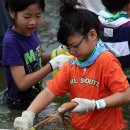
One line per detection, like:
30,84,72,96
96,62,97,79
2,0,71,109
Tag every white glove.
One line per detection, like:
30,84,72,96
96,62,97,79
49,54,72,70
71,98,106,113
14,110,35,130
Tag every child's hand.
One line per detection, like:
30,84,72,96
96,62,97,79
49,54,72,70
14,110,35,129
71,98,106,113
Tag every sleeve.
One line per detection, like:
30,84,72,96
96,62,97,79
46,62,70,96
104,57,129,93
2,41,24,66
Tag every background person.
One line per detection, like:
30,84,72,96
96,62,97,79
98,0,130,83
78,0,104,14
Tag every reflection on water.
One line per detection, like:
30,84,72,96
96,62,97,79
0,0,130,129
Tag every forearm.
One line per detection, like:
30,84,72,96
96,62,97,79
11,63,52,91
11,54,71,91
22,64,52,88
28,87,56,114
71,87,130,113
103,87,130,107
14,88,57,129
41,52,51,65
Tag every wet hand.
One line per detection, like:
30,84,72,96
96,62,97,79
14,110,35,130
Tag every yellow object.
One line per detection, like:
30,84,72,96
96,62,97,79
30,127,36,130
51,45,72,77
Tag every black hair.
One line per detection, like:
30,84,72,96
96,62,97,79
101,0,130,12
57,0,100,46
5,0,45,12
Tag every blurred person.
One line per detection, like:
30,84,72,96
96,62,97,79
78,0,104,14
61,0,104,14
99,0,130,83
